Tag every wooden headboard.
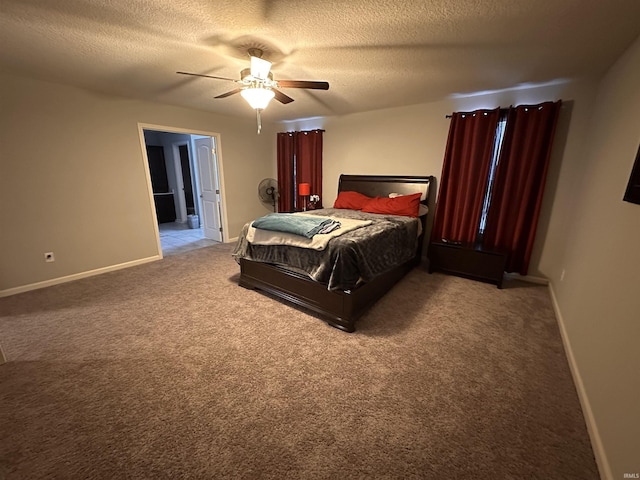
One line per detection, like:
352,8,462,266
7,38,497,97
338,174,433,203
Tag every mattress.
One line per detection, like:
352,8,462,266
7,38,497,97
232,208,420,291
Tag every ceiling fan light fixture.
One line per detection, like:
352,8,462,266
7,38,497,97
250,55,272,80
176,46,328,132
241,87,275,110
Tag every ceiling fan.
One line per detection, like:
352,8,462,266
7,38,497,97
177,48,329,133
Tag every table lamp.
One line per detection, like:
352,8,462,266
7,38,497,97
298,183,310,211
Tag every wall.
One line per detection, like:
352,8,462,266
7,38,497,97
550,36,640,480
303,78,600,279
0,72,276,294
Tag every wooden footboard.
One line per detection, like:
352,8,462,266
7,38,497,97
239,257,418,332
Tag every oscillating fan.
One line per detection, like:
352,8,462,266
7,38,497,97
258,178,279,211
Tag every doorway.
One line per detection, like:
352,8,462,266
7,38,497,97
138,124,227,256
178,144,196,216
146,144,177,224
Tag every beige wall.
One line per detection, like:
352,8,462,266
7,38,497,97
550,36,640,480
0,73,276,293
302,78,600,279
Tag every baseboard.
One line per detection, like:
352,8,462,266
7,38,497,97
0,255,162,298
548,283,612,480
504,272,549,285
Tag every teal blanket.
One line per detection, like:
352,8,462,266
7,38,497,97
252,213,339,238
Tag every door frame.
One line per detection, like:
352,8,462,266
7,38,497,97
137,123,229,254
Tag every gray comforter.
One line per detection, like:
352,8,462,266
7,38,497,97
232,208,420,291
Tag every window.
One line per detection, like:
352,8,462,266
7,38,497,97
478,113,508,238
433,101,562,274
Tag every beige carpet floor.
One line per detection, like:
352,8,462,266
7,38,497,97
0,243,599,479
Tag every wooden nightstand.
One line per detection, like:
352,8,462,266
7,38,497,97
428,241,509,288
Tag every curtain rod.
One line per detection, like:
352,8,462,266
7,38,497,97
279,129,326,134
445,107,512,119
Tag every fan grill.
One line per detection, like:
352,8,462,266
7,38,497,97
258,178,279,211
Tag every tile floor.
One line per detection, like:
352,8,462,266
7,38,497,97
158,221,219,256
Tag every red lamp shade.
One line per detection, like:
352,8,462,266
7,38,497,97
298,183,310,196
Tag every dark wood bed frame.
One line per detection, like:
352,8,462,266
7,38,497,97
239,174,434,332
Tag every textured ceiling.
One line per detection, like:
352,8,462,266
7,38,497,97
1,0,639,122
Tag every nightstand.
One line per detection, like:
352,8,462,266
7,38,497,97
428,241,509,288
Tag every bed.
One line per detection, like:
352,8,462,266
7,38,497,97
233,174,434,332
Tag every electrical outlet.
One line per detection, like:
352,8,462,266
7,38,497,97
44,252,55,263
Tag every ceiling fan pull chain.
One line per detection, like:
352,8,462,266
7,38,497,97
256,109,262,134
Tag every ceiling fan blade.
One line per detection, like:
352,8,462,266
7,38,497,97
250,56,272,80
272,88,294,104
276,80,329,90
176,71,239,82
214,88,242,99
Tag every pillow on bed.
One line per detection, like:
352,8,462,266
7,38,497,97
389,192,428,216
361,192,422,217
333,191,372,210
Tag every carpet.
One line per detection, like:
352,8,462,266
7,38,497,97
0,243,599,479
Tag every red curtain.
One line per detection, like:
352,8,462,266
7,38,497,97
276,129,324,212
295,130,323,210
431,108,501,244
482,101,562,274
276,132,294,212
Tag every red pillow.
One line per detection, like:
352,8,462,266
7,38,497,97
333,191,372,210
361,192,422,217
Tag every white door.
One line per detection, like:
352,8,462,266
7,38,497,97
195,137,222,241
